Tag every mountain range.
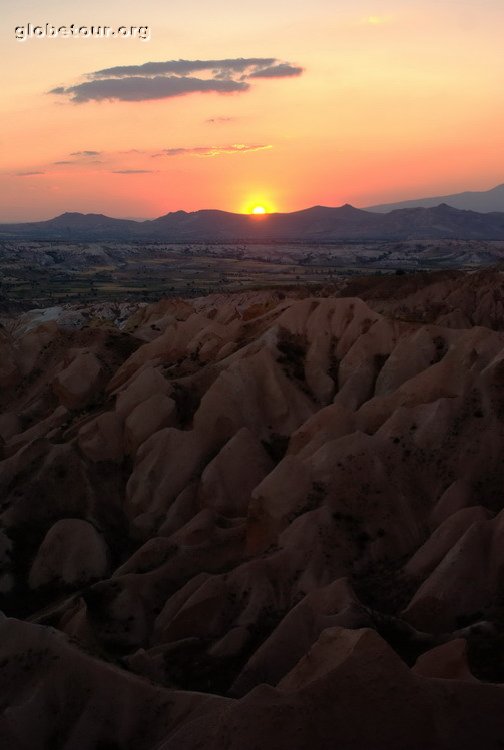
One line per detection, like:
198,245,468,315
2,201,504,242
367,182,504,214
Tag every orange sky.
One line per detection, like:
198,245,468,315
2,0,504,220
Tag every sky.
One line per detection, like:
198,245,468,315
1,0,504,221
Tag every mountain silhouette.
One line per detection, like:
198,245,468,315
2,202,504,241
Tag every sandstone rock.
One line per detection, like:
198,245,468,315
29,519,110,588
0,332,18,388
4,279,504,747
412,638,476,681
114,365,172,419
124,393,177,454
198,428,273,517
78,411,124,462
0,615,227,749
53,350,103,409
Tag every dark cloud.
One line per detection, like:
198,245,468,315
158,144,272,157
51,76,247,103
249,63,304,78
16,171,45,176
50,57,303,103
53,160,75,165
70,150,101,157
91,58,277,79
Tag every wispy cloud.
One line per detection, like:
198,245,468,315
53,158,103,166
205,116,236,124
50,57,304,103
20,141,270,180
156,143,272,158
70,150,101,157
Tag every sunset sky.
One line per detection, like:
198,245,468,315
2,0,504,221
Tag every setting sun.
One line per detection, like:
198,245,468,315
241,195,277,215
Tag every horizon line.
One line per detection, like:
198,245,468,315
1,200,499,225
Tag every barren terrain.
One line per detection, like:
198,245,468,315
2,269,504,747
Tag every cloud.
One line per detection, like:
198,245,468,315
51,77,247,103
157,143,272,158
205,116,236,124
70,150,101,157
54,157,103,165
30,141,269,178
50,57,304,103
248,64,303,78
91,58,278,78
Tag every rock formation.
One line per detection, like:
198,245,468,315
2,272,504,747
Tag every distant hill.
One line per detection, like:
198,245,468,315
367,183,504,214
0,212,141,241
2,202,504,241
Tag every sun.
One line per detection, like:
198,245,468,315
240,195,276,215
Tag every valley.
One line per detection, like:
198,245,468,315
2,238,504,312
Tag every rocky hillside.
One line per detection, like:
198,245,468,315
2,274,504,748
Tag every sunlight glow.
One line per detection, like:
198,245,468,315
241,195,277,215
366,15,386,25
